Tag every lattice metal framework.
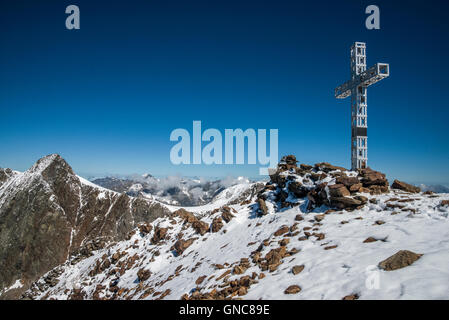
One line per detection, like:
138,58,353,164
335,42,389,170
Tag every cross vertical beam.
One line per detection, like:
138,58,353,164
351,42,368,170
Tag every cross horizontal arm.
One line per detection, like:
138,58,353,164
335,63,390,99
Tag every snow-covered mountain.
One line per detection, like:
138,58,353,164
13,155,449,300
418,184,449,194
91,175,255,207
0,155,170,299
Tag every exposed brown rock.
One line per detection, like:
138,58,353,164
211,217,224,233
328,184,351,197
195,275,206,285
137,268,151,282
274,225,289,237
192,220,209,236
378,250,423,271
173,238,195,255
257,198,269,215
391,180,420,193
330,197,362,209
284,285,301,294
343,293,359,300
292,265,305,275
151,227,168,244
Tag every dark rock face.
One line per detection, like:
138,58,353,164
391,180,421,193
0,154,170,299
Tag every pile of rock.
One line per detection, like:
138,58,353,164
265,155,392,212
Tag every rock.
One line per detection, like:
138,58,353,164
192,220,209,236
173,209,197,224
440,200,449,206
336,176,360,188
349,183,363,192
195,275,206,285
343,294,359,300
324,245,338,250
359,168,388,187
221,210,235,223
294,214,304,221
137,268,151,282
151,227,168,244
314,162,346,173
279,238,290,246
232,265,247,275
237,286,248,296
281,155,298,166
300,164,312,171
378,250,423,271
354,195,368,205
257,198,269,215
391,180,421,193
274,225,289,237
328,184,351,197
284,285,301,294
138,223,152,235
288,181,308,198
291,265,305,275
330,197,362,209
211,217,224,233
374,220,385,225
363,237,378,243
173,238,195,255
314,214,325,222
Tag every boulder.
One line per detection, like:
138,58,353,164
349,183,363,192
288,181,308,198
151,227,168,244
300,164,313,171
359,168,388,187
284,285,301,294
221,210,235,223
391,180,420,193
336,176,360,188
211,217,224,233
328,184,351,197
257,198,269,216
192,220,209,236
137,268,152,282
291,265,305,275
330,197,362,210
274,225,289,237
173,208,197,224
378,250,423,271
314,162,346,173
173,238,195,255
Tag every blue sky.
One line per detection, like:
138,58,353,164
0,0,448,183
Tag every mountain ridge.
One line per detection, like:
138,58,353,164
11,155,449,300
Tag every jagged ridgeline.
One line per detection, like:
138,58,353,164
1,154,449,300
0,154,170,299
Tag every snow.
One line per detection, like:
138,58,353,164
28,183,449,300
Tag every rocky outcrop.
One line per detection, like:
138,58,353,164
267,156,390,212
0,154,170,299
391,180,421,193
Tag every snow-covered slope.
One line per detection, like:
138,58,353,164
23,157,449,300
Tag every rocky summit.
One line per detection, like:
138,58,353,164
0,154,170,299
1,154,449,300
